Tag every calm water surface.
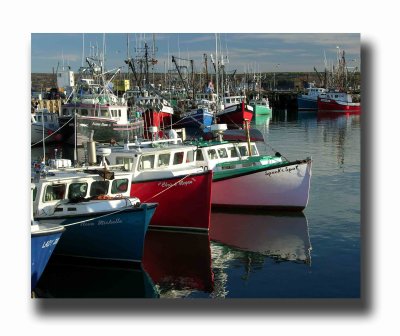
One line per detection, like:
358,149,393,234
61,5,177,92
32,110,360,298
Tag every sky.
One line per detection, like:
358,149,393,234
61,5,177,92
31,33,360,74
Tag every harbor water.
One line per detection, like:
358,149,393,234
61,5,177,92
31,110,360,298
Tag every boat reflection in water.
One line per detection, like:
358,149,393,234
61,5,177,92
210,210,312,298
210,210,311,263
35,258,159,298
142,229,214,298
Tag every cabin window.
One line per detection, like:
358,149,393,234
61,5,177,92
217,148,228,158
68,182,88,200
139,155,155,170
196,149,204,162
207,149,218,160
111,179,129,194
62,108,68,116
118,109,121,117
100,109,109,117
186,150,195,163
251,145,258,155
80,109,88,116
158,153,170,167
173,152,184,165
238,146,249,157
32,185,37,202
116,157,134,170
43,116,48,122
90,181,110,197
44,184,66,202
226,98,231,104
36,115,42,122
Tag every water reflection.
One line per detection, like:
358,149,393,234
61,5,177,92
35,258,158,298
142,229,214,298
210,210,311,298
210,210,311,263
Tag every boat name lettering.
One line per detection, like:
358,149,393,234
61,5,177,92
158,178,196,188
265,165,298,177
41,238,60,248
98,218,123,226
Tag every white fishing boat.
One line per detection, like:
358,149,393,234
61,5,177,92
31,108,62,145
31,154,157,264
58,56,144,145
189,124,313,211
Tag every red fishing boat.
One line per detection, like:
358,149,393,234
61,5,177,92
216,96,253,128
317,91,361,113
104,137,213,232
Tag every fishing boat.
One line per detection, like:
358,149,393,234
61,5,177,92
216,96,253,128
31,108,63,145
173,92,218,129
31,156,157,264
131,91,174,139
190,124,312,211
249,95,272,125
103,131,213,232
31,221,65,290
297,87,328,111
58,56,144,146
317,91,361,113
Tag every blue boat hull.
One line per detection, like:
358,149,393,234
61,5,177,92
35,203,157,264
174,108,213,128
297,96,318,110
31,228,64,289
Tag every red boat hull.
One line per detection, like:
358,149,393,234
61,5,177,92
216,102,253,128
317,98,361,113
130,170,213,231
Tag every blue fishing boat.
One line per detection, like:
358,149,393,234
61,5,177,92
32,158,158,264
174,107,214,128
297,86,328,110
31,222,65,290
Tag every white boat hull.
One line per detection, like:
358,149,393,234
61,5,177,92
211,159,312,210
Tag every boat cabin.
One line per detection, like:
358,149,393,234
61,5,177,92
104,140,203,181
31,109,59,128
193,141,283,172
319,91,354,103
31,167,136,218
223,95,246,107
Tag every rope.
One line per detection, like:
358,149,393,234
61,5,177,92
263,140,289,162
31,116,74,147
142,172,193,203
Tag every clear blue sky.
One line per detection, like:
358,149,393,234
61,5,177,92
31,33,360,74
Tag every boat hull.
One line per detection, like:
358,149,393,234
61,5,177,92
58,116,144,145
211,159,312,210
317,98,361,113
297,96,318,111
31,124,63,145
35,204,157,263
216,103,253,128
31,224,65,289
174,108,214,128
130,170,213,231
